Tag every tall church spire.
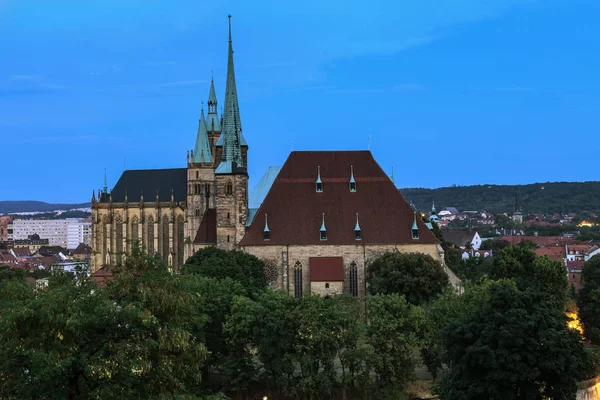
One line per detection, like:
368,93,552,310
194,106,212,163
216,15,245,174
206,76,221,132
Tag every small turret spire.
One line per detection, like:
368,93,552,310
194,107,212,163
320,213,327,240
432,201,436,214
92,190,96,203
354,213,361,231
103,168,108,194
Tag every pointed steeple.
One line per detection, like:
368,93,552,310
194,106,212,163
103,168,108,194
215,15,247,153
206,76,221,132
432,201,436,214
216,15,245,174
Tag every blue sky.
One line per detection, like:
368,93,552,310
1,0,598,203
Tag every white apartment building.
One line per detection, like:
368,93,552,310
8,219,92,249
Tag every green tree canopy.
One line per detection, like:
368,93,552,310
183,247,267,297
0,246,209,399
578,255,600,343
440,280,593,400
366,252,449,305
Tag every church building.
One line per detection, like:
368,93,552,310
91,17,459,297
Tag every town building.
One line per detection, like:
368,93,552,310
90,17,460,297
8,218,91,249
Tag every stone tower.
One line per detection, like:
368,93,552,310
215,15,248,250
186,105,215,249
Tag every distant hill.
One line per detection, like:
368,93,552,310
400,181,600,215
0,201,91,214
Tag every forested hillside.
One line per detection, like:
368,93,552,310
400,181,600,214
0,201,91,214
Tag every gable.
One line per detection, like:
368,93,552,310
240,151,438,246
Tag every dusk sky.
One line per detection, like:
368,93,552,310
1,0,598,203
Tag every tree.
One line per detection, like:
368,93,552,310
0,266,26,283
179,275,245,370
0,245,209,399
367,252,449,305
494,214,514,229
578,255,600,343
439,280,593,400
184,247,267,297
367,294,423,397
490,244,568,309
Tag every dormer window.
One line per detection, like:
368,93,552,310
349,165,357,192
263,214,270,241
354,213,361,240
316,166,323,193
320,213,327,240
411,212,419,240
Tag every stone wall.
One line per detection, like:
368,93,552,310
311,281,343,296
578,378,600,400
241,242,456,298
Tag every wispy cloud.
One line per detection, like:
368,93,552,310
27,135,128,143
10,74,44,82
145,60,176,67
156,80,209,87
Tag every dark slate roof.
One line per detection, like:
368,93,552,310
240,151,439,246
193,208,217,244
100,169,187,203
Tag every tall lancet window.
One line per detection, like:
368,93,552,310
315,166,323,193
294,261,303,298
354,213,362,240
349,165,357,192
263,214,270,241
349,261,358,297
411,212,419,240
320,213,327,241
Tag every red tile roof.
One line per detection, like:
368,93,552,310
11,248,31,257
567,261,585,272
72,243,91,255
240,151,438,246
535,247,564,261
309,257,345,281
193,208,217,244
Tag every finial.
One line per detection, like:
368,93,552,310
228,14,232,42
92,189,96,203
390,167,395,184
103,168,108,194
211,70,214,81
171,188,174,202
124,189,128,203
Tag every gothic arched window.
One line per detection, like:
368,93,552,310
147,216,154,254
162,216,170,264
131,216,139,249
195,208,200,217
177,216,184,266
264,262,278,286
115,214,123,264
349,261,358,297
294,261,303,298
226,181,233,196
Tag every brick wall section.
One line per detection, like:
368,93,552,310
241,242,459,298
311,281,343,296
215,173,248,250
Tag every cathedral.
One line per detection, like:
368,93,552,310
91,17,459,297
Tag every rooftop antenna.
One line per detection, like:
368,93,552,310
124,156,126,171
291,140,295,151
368,135,371,150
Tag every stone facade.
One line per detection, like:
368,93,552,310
91,198,187,270
241,243,459,297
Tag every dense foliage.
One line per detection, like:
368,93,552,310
401,181,600,214
183,247,267,297
439,280,593,400
0,244,595,399
366,252,449,305
578,255,600,344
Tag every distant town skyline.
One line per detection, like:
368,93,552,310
1,0,598,203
